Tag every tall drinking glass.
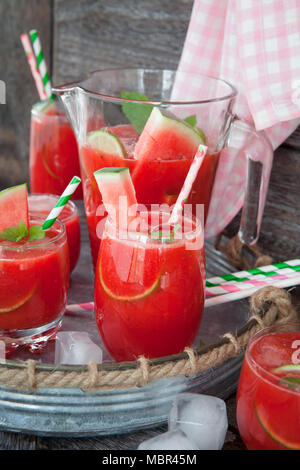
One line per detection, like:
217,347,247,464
237,323,300,450
30,98,83,200
94,207,205,362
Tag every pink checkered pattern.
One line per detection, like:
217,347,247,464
178,0,300,238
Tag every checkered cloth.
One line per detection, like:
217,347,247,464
178,0,300,238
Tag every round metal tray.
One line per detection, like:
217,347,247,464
0,297,247,437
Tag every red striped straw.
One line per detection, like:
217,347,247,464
20,33,47,101
168,144,208,228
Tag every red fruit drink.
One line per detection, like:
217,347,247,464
237,324,300,450
0,213,69,352
30,100,83,200
80,124,218,267
94,209,205,362
28,194,81,273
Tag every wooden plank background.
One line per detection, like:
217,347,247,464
0,0,299,261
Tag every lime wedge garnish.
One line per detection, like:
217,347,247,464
255,403,300,450
272,364,300,374
0,285,36,314
32,98,56,114
87,129,127,157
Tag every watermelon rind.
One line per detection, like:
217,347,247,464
135,107,205,161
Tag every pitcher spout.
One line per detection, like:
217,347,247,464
52,84,82,140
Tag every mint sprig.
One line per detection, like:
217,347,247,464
28,225,46,241
120,90,153,134
120,90,206,142
0,220,45,243
184,114,197,127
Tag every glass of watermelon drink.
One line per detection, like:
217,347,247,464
0,184,69,355
29,98,83,200
93,167,205,362
54,69,273,268
28,194,81,273
236,323,300,450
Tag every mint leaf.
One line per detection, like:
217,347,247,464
120,90,153,134
0,221,45,242
28,225,45,241
0,226,21,241
184,114,197,127
16,220,28,241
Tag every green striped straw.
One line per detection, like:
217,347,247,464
29,29,54,100
42,176,81,230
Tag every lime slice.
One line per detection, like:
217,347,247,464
99,264,161,302
0,285,36,314
272,364,300,374
87,129,127,157
41,151,59,180
32,98,56,114
255,403,300,450
99,243,161,302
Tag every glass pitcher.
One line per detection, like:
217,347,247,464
53,68,273,268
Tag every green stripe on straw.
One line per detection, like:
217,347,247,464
42,176,81,230
29,29,54,100
205,260,300,288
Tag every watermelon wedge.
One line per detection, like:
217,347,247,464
135,107,205,162
94,167,137,230
0,183,29,233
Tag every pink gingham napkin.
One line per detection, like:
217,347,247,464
178,0,300,238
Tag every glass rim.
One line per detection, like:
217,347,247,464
0,211,66,251
53,67,238,106
104,207,204,247
31,97,68,120
28,193,78,224
246,322,300,394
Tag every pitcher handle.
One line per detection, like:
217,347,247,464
226,118,273,246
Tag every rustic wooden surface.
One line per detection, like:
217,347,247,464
0,0,52,187
0,0,300,450
52,0,193,83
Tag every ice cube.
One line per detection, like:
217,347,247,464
55,331,103,365
168,393,228,450
138,428,198,450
